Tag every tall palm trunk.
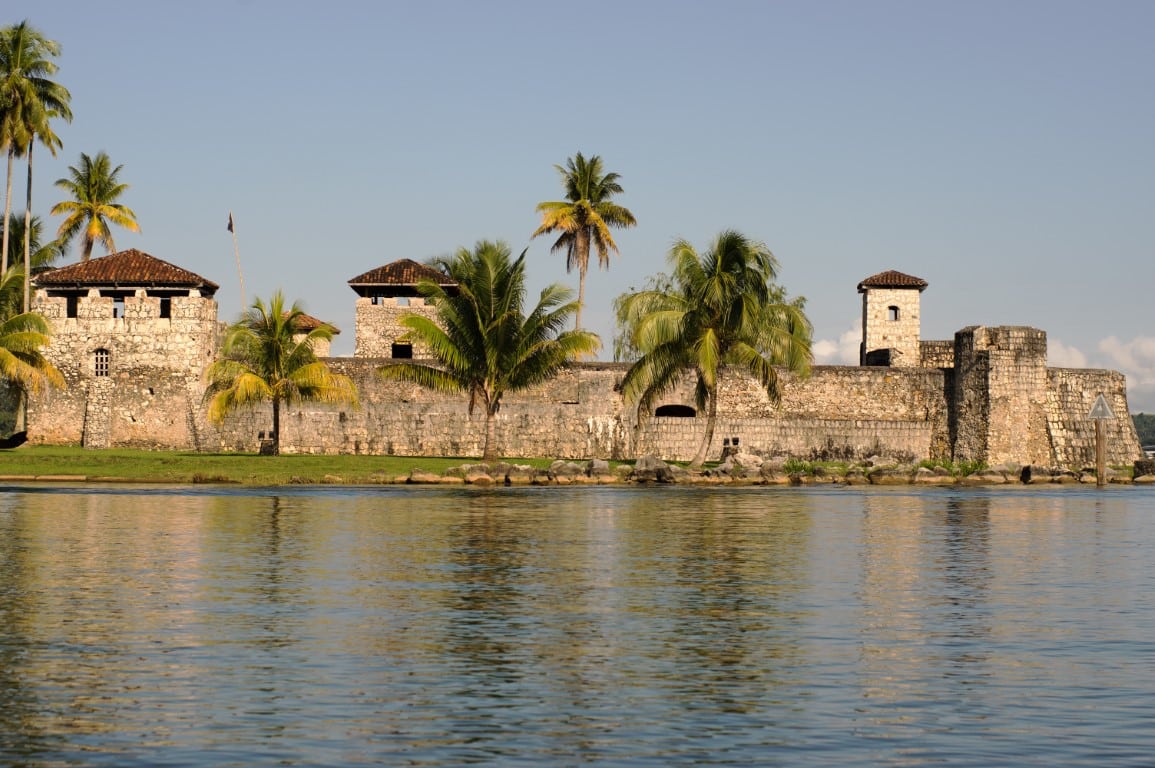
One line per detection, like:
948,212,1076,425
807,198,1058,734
482,407,498,462
1,146,13,274
23,140,33,312
271,396,281,455
574,227,590,330
691,387,720,468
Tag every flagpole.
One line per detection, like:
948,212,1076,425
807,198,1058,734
228,212,245,311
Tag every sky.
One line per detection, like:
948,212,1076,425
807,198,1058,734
15,1,1155,410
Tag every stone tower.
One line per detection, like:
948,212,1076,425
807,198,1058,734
858,270,928,367
348,259,458,358
29,249,219,449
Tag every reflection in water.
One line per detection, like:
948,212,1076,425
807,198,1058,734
0,484,1153,766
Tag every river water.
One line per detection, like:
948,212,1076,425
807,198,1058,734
1,484,1153,767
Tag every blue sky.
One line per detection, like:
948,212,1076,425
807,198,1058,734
17,1,1155,410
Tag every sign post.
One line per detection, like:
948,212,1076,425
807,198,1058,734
1088,393,1115,488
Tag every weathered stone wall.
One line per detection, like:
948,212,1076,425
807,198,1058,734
354,297,439,358
203,360,952,463
28,289,217,449
24,285,1144,467
951,326,1059,466
1045,368,1140,466
920,340,955,369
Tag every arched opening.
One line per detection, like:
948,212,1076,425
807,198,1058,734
655,404,696,417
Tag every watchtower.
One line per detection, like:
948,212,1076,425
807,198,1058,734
29,249,219,448
347,259,458,358
858,270,927,367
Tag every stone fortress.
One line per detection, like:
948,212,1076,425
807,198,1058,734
27,250,1143,466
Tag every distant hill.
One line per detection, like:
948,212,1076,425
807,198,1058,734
1135,413,1155,447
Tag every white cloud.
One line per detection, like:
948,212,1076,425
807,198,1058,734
813,319,861,365
1095,335,1155,414
1047,338,1088,368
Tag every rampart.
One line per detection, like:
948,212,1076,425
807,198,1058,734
24,260,1144,466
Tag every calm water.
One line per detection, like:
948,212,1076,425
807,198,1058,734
1,484,1153,767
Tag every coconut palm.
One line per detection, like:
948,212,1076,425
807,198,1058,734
0,266,64,433
616,230,813,467
0,20,72,279
378,240,600,462
50,151,139,262
532,152,636,329
205,292,357,455
5,213,65,275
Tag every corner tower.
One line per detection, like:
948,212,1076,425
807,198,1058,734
29,249,220,449
858,270,927,367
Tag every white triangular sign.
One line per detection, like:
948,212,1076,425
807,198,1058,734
1088,393,1115,420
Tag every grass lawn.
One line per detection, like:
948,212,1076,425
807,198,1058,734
0,446,561,485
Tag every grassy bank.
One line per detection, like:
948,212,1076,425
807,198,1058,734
0,446,555,485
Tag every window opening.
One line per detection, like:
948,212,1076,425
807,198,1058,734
888,305,900,321
113,297,126,318
159,297,172,319
66,295,79,318
655,404,696,417
391,343,413,359
94,349,111,377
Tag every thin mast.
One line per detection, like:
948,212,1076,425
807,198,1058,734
228,212,245,310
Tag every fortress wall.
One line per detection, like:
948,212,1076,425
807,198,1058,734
204,360,952,462
1045,368,1142,466
919,340,955,368
985,328,1053,466
639,417,935,463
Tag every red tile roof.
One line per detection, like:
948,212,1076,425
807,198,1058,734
347,259,456,287
288,312,340,335
857,270,928,292
34,249,220,295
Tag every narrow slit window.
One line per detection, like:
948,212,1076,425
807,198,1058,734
66,295,79,318
94,348,111,377
888,305,900,321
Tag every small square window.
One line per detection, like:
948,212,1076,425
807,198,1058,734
391,343,413,359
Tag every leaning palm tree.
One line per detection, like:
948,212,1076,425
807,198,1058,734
532,152,636,329
616,230,813,467
0,266,64,433
205,292,357,455
378,240,600,462
0,20,72,277
50,151,139,262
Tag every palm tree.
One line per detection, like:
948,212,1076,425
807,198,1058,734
50,151,139,262
0,266,64,434
616,230,813,467
0,20,72,280
532,152,636,329
378,240,600,462
5,213,65,274
205,291,357,455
